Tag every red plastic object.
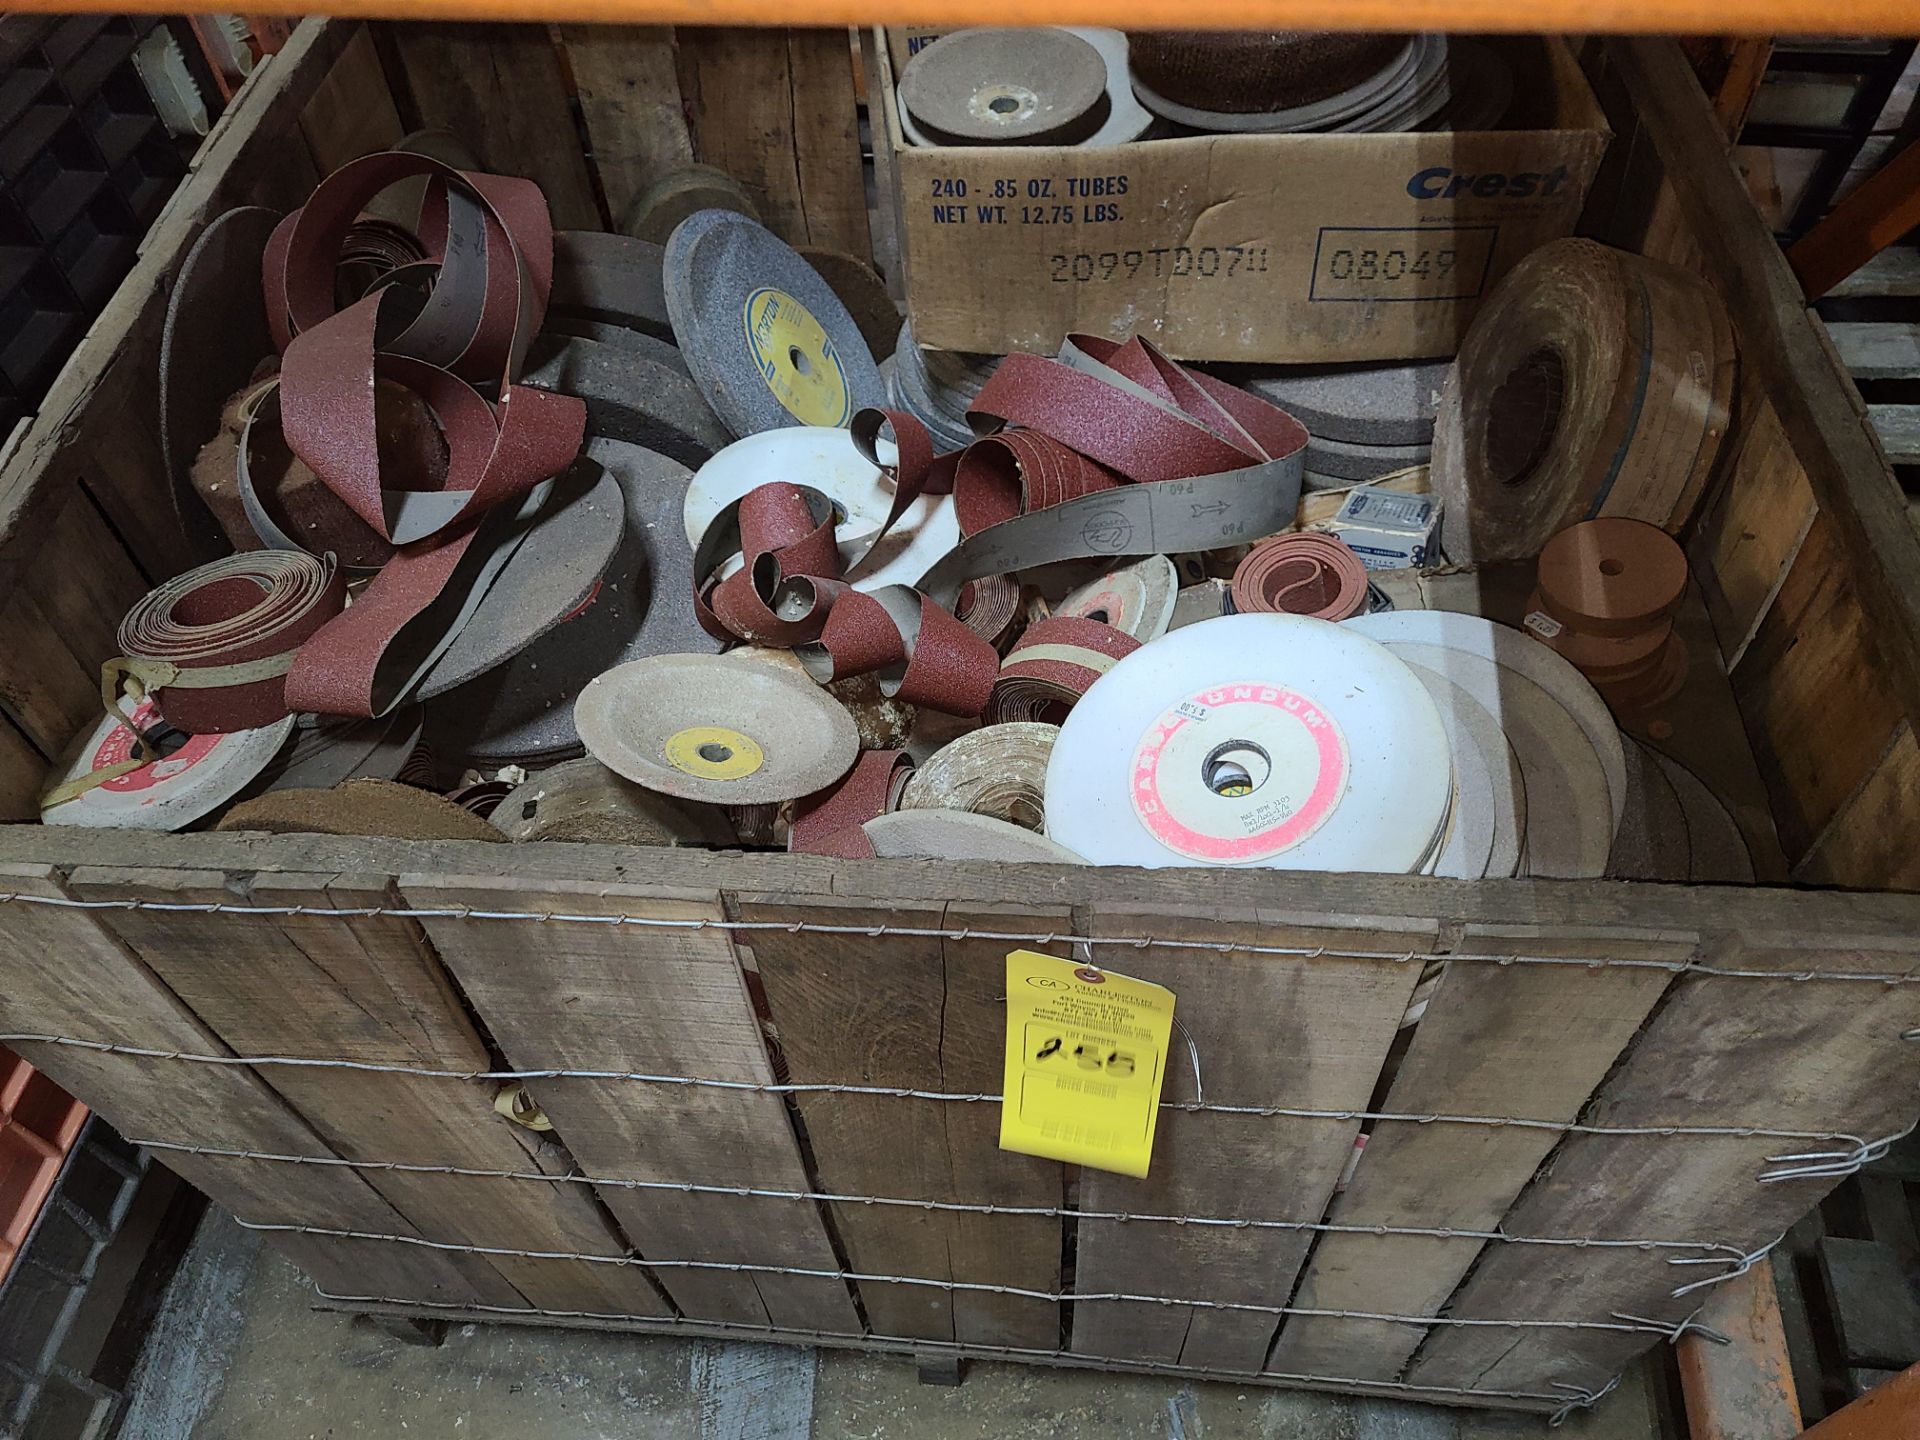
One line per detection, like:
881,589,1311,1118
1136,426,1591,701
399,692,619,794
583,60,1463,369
0,1048,89,1283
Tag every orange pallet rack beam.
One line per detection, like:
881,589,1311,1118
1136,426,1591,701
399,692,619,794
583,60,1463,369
1,0,1918,34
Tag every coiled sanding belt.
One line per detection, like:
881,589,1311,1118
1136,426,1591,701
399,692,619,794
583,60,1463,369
789,747,916,858
1230,532,1369,621
987,616,1140,723
261,153,588,718
108,551,346,734
1431,239,1736,564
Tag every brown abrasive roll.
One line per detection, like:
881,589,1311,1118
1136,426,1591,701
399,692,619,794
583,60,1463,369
1229,532,1369,621
986,616,1140,724
1125,31,1412,113
1431,239,1736,565
789,748,915,858
899,722,1057,831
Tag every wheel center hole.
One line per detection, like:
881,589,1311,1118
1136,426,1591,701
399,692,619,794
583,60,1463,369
1598,558,1624,577
1485,345,1567,489
788,345,812,377
1203,740,1271,799
698,742,733,764
988,94,1020,114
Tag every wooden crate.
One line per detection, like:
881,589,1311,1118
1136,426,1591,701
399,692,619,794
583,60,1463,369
0,21,1915,1419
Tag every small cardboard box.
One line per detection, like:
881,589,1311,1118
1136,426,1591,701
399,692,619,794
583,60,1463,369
876,34,1611,365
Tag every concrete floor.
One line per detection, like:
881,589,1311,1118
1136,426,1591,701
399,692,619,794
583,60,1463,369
119,1211,1674,1440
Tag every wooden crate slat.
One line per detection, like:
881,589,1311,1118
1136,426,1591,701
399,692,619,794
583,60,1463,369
0,863,482,1305
1405,933,1920,1397
1824,322,1920,382
1070,907,1432,1374
741,896,1066,1349
675,27,870,261
295,24,403,172
388,23,599,231
558,24,693,224
1267,927,1683,1381
1795,721,1920,889
405,876,857,1333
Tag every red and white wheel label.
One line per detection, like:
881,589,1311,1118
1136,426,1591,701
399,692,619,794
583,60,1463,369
90,699,223,795
1130,683,1349,863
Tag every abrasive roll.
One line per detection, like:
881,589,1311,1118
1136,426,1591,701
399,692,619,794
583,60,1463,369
1229,532,1368,621
789,748,916,858
900,722,1057,831
110,551,346,734
986,616,1140,724
1431,239,1736,565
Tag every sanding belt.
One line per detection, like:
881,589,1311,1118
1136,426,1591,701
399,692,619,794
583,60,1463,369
258,152,587,718
688,333,1306,718
988,616,1140,723
788,747,916,858
1229,531,1369,621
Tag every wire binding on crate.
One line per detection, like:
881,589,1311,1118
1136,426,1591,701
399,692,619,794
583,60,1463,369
0,1033,1869,1152
120,1133,1765,1286
242,1216,1699,1338
304,1279,1617,1416
1,888,1915,986
1756,1123,1917,1182
1664,1233,1785,1298
1549,1374,1622,1427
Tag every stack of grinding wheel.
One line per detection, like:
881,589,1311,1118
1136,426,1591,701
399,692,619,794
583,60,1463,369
1526,517,1691,720
884,320,1000,453
1238,358,1445,488
1125,32,1513,134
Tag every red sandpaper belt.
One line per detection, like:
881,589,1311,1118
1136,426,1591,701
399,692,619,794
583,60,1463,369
117,554,346,733
789,748,915,858
952,429,1122,537
971,354,1259,483
987,616,1140,723
1066,333,1303,459
1230,533,1370,621
798,585,999,718
701,483,842,644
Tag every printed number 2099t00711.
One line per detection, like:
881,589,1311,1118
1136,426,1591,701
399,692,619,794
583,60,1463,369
1049,246,1270,283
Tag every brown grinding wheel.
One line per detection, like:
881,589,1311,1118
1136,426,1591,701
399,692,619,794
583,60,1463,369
1536,517,1689,636
1125,31,1412,113
799,247,901,362
900,28,1110,146
622,165,759,245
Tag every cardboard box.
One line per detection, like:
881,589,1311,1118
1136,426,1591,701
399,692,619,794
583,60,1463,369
1316,484,1440,570
877,34,1611,364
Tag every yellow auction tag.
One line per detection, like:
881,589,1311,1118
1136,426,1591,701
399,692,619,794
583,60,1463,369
999,949,1174,1179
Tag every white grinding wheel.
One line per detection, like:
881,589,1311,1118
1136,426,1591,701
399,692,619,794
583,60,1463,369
1045,613,1452,872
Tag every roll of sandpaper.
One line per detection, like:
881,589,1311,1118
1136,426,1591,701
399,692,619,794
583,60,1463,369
987,616,1140,723
1229,533,1368,622
900,722,1057,831
1431,239,1736,564
789,748,916,858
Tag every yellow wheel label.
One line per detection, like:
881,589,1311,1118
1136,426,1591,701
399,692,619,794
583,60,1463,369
743,287,852,427
663,726,765,781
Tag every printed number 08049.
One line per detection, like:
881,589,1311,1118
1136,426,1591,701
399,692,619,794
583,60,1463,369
1324,247,1456,282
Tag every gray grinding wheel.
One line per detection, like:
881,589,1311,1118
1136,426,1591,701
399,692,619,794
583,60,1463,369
430,439,722,765
1305,433,1433,483
542,315,689,376
524,333,731,467
901,27,1110,146
1240,358,1448,447
664,209,886,437
551,231,674,340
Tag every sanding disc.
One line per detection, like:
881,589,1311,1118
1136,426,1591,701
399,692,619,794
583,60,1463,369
901,28,1109,146
577,651,859,804
1056,555,1179,643
1046,613,1452,871
865,807,1088,862
41,701,295,831
491,757,738,846
1126,30,1412,113
1131,34,1428,133
899,28,1154,150
432,440,720,765
1347,609,1625,832
1240,359,1446,448
524,333,731,467
1648,748,1754,884
622,165,759,245
415,457,625,700
161,206,282,558
551,231,674,340
216,778,506,842
664,210,886,437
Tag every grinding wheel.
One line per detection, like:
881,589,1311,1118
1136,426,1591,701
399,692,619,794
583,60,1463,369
865,807,1088,862
1132,34,1425,133
524,332,731,466
217,778,507,842
664,210,887,437
898,27,1154,150
1648,749,1754,884
414,456,626,700
577,651,860,804
1239,358,1447,447
551,231,674,340
1126,30,1412,113
1305,434,1434,484
491,757,738,845
901,28,1110,146
541,315,690,376
799,247,900,362
430,440,721,766
161,206,283,559
622,164,759,245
